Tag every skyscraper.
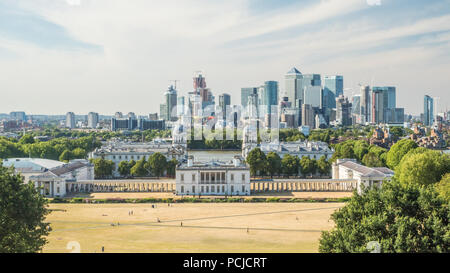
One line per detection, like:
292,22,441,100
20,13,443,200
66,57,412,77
360,85,371,124
161,85,177,121
336,96,352,126
323,75,344,109
241,87,258,109
65,112,75,129
259,81,279,116
177,96,186,117
301,104,314,127
303,86,322,108
219,93,231,119
371,86,397,124
285,67,303,107
87,112,99,128
424,95,434,126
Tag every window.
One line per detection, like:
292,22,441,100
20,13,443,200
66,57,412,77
113,155,116,159
242,185,245,193
131,156,134,159
56,187,60,194
119,156,122,159
201,186,204,192
211,186,215,192
206,186,209,192
242,174,245,181
192,186,195,193
201,173,205,182
231,174,234,181
231,185,234,192
192,174,196,182
181,186,184,193
206,173,209,182
221,172,225,182
125,156,128,159
222,186,225,192
180,174,184,182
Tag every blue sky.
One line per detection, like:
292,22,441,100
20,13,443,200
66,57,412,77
0,0,449,115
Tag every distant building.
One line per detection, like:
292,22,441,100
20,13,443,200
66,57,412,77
163,85,178,121
111,116,138,131
423,95,434,126
302,104,314,127
242,140,333,161
241,87,258,109
176,156,250,196
218,93,231,119
87,112,99,128
336,96,352,126
65,112,75,129
332,159,394,194
89,140,186,177
360,85,371,124
9,111,26,121
323,76,343,109
285,67,303,108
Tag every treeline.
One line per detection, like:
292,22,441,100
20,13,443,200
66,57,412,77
90,153,178,179
245,148,332,178
29,128,172,142
0,135,102,162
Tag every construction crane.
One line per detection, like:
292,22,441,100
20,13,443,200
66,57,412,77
169,80,180,90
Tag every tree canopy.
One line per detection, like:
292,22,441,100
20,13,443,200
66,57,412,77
0,164,50,253
386,139,418,169
319,180,449,253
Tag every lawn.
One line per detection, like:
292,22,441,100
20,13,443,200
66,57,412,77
43,202,344,253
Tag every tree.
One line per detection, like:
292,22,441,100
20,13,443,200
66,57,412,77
147,153,167,177
246,148,267,176
362,152,385,167
281,154,299,176
19,134,35,145
300,156,315,177
396,150,450,187
118,160,135,177
59,149,72,162
0,164,50,252
317,156,331,177
166,158,178,177
319,180,449,253
353,140,369,161
71,148,86,159
266,152,282,177
92,158,114,179
386,139,418,169
130,158,148,177
435,173,450,202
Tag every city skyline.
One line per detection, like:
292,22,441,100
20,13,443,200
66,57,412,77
1,0,449,115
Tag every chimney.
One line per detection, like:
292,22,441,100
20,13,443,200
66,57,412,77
187,156,194,167
233,156,240,167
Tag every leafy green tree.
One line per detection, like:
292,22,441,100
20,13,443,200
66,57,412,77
58,149,72,162
92,158,114,179
246,148,267,176
166,158,178,177
0,164,50,252
118,160,135,177
19,134,35,145
396,150,450,187
386,139,418,169
319,180,449,253
435,173,450,202
389,127,404,138
317,156,331,176
353,140,369,161
281,154,299,176
362,152,385,167
146,153,167,177
266,152,282,177
130,158,148,177
300,156,315,177
71,148,86,159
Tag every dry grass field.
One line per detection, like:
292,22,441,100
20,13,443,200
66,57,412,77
43,202,345,253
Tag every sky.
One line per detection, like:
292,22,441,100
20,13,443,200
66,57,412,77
0,0,449,116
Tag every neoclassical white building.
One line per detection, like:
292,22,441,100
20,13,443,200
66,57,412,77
332,159,394,194
89,139,186,177
2,158,94,197
176,156,250,196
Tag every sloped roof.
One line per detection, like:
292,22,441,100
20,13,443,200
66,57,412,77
49,161,89,176
287,67,302,74
339,161,394,178
2,158,65,173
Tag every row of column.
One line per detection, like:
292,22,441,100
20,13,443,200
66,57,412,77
250,181,356,192
66,182,176,193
